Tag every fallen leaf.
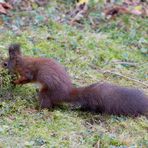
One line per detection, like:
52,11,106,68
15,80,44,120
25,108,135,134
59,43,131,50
130,9,142,15
104,2,148,18
104,5,130,19
0,2,12,9
0,4,6,14
0,2,12,14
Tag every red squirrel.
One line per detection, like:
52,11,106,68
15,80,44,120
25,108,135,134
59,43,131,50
3,44,148,116
4,44,73,109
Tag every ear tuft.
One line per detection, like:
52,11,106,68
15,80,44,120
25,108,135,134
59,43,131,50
8,43,21,58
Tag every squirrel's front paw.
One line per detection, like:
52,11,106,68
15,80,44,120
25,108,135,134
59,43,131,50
13,80,20,84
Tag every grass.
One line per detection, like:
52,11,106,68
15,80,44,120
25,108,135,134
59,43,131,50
0,1,148,147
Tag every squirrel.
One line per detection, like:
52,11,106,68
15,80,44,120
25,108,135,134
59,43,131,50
3,44,73,109
2,44,148,116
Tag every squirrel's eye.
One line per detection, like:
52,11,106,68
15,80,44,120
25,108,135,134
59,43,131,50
3,62,8,67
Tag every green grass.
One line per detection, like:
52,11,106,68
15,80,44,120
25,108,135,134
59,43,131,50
0,1,148,147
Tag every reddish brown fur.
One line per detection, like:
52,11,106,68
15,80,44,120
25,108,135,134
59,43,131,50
3,44,148,116
5,44,73,109
70,83,148,116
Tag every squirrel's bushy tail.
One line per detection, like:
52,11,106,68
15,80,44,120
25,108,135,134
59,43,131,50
67,83,148,116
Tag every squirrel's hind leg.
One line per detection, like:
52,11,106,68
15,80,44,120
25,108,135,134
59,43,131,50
38,87,53,109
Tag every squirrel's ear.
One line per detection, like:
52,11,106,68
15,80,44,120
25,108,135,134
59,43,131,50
8,44,21,59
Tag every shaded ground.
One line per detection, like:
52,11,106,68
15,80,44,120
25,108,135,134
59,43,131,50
0,1,148,147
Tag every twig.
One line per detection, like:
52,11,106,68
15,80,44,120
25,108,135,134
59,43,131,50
111,60,138,67
138,62,148,67
103,70,148,87
90,65,148,87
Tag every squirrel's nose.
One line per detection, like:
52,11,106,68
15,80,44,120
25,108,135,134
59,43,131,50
3,62,8,67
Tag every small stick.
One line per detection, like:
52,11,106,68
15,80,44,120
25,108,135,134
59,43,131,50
103,70,148,87
111,60,138,67
90,65,148,87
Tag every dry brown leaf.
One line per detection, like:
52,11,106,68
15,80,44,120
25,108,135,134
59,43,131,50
104,1,148,19
104,5,130,19
0,2,12,14
0,4,6,14
1,2,12,9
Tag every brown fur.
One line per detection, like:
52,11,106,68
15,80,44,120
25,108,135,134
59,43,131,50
5,44,73,109
3,44,148,116
70,83,148,116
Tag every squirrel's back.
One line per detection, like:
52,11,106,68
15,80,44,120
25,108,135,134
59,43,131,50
23,57,73,101
36,58,73,100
